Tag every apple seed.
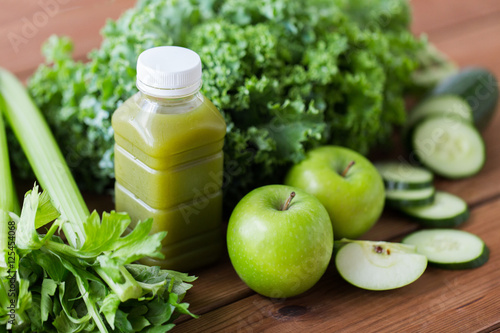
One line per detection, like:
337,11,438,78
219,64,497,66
373,245,391,255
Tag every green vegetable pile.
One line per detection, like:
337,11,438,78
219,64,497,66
22,0,440,209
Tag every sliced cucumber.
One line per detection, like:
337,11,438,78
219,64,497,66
400,191,469,228
385,186,435,208
407,95,473,129
375,161,433,190
411,116,485,178
402,229,489,270
335,240,427,291
431,67,499,130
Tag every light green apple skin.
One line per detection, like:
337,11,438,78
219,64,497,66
284,146,385,240
227,185,333,298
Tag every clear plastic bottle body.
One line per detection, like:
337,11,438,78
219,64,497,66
112,88,226,271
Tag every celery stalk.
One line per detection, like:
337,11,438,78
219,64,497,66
0,113,18,214
0,69,87,249
0,108,18,276
0,98,19,327
0,101,18,215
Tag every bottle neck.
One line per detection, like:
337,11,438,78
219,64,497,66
136,89,204,114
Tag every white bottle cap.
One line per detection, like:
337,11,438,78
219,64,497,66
136,46,202,98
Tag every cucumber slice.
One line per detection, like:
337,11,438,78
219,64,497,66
400,191,469,228
431,67,499,130
375,161,433,190
407,95,473,129
335,240,427,290
385,186,435,208
402,229,489,270
411,116,485,178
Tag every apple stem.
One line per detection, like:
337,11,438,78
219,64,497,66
282,192,296,211
341,161,355,177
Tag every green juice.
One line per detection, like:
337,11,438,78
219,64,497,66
112,46,226,271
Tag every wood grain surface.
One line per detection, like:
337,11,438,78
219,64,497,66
1,1,500,332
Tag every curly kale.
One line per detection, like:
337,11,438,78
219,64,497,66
25,0,434,210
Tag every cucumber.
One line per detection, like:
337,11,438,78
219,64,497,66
431,67,499,130
411,115,485,178
399,191,469,228
375,161,433,190
407,95,473,129
385,186,435,208
402,229,489,270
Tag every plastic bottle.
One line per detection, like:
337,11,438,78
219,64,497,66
112,46,226,271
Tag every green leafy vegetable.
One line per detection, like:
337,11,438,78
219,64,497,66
11,188,62,252
0,68,196,332
22,0,445,210
10,191,196,332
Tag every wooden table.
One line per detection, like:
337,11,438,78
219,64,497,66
2,1,500,332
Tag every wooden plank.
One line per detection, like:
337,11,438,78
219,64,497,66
178,254,254,317
411,0,500,35
429,14,500,75
174,197,500,332
0,0,135,81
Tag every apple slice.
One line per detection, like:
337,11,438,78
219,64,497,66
335,240,427,290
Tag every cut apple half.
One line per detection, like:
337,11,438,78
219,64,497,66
335,239,428,290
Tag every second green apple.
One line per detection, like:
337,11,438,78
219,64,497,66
285,146,385,239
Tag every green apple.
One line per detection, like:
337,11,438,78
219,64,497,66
227,185,333,298
335,240,427,290
284,146,385,239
